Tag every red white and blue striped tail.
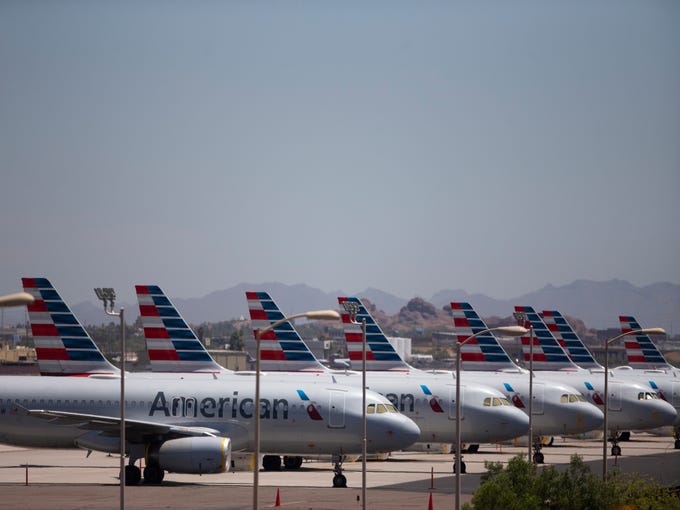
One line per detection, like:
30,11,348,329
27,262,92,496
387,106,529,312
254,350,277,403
514,306,579,371
136,285,224,373
246,291,327,372
337,296,412,371
450,302,518,371
540,310,602,369
21,277,119,376
619,315,671,369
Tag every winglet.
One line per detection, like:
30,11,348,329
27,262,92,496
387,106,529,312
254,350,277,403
21,277,119,376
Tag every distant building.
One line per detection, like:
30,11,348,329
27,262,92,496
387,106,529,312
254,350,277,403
0,341,36,364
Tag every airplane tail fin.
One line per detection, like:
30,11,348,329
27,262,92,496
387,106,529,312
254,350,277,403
541,310,602,369
619,315,672,369
513,306,579,370
450,302,518,370
245,291,327,371
337,296,412,371
21,277,119,376
136,285,225,373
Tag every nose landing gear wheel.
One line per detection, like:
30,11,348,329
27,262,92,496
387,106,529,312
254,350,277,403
452,453,466,473
332,455,347,487
532,442,545,464
611,444,622,456
332,473,347,488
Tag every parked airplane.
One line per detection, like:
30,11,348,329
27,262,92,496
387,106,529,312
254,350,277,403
0,373,419,484
514,305,677,455
331,297,602,463
541,310,680,448
17,278,421,486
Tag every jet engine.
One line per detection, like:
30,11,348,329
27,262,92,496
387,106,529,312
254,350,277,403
148,436,231,474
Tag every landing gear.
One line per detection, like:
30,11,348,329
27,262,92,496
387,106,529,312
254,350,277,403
124,464,141,485
608,435,622,457
332,455,347,488
283,456,303,470
673,430,680,450
262,455,282,471
143,463,164,484
532,441,544,464
452,447,466,473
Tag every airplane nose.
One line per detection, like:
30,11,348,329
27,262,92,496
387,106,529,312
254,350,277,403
368,415,420,452
651,400,678,427
577,404,604,432
499,407,530,440
505,407,529,437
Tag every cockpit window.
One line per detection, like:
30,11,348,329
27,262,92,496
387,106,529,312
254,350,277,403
483,397,510,407
367,403,398,414
638,392,659,400
562,393,587,403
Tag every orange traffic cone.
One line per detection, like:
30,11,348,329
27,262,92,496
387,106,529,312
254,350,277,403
275,487,281,507
428,491,433,510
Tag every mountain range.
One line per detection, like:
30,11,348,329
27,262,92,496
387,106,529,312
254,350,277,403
3,279,678,335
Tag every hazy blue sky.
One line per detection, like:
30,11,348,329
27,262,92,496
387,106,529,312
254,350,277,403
1,0,679,307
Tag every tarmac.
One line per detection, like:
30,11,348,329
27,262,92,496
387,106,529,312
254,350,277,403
0,433,678,510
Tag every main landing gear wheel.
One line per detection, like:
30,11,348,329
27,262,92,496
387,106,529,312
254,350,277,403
262,455,282,471
674,430,680,450
283,456,303,469
143,464,165,484
124,464,141,485
332,456,347,488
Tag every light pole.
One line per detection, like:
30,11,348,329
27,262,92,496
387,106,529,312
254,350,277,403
252,309,340,510
602,326,665,479
513,311,534,462
454,325,527,510
0,292,34,307
340,300,367,510
94,287,126,510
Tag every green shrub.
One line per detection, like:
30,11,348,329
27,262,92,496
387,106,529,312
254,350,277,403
464,454,680,510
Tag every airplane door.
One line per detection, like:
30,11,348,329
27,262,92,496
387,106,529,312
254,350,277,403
532,382,544,415
448,385,462,421
608,384,622,411
328,390,346,429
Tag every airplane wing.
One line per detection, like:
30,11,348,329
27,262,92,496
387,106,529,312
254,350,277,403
26,408,222,442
